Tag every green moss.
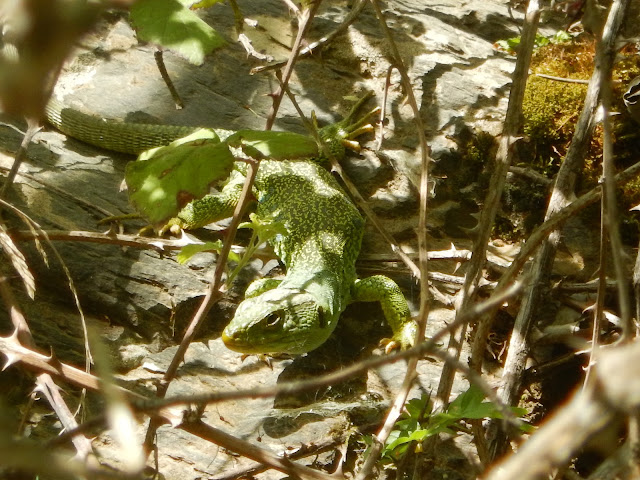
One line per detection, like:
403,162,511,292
520,41,595,176
522,77,586,144
518,39,640,243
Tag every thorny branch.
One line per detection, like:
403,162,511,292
434,0,541,417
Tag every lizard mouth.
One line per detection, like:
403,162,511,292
221,331,251,352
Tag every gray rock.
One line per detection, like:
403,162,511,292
0,0,527,477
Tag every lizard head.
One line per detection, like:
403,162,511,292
221,288,335,355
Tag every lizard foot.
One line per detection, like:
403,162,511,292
318,91,380,158
380,319,418,353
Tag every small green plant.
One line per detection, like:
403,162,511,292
175,212,286,286
495,30,574,54
367,385,530,465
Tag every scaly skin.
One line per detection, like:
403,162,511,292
45,94,418,354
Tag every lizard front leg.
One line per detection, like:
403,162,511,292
160,168,247,234
351,275,418,351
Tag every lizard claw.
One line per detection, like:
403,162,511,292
157,218,185,237
380,338,401,354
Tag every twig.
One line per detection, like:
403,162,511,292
251,0,367,75
584,142,608,390
264,1,322,130
182,419,337,480
0,118,40,199
142,159,259,450
10,228,200,252
599,38,633,341
534,73,590,84
208,432,366,480
354,0,433,476
0,278,95,461
434,0,541,419
154,49,183,109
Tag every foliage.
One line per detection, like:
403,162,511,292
129,0,226,65
125,127,319,225
494,30,574,55
366,386,530,465
125,129,235,225
176,240,241,264
225,213,288,285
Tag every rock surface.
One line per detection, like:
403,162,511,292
0,0,534,477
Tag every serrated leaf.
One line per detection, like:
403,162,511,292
126,130,234,225
227,130,319,160
130,0,226,65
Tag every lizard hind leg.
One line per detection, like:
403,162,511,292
351,275,418,351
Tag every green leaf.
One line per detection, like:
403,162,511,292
130,0,226,65
176,241,234,264
240,213,288,244
189,0,226,8
551,30,572,44
405,395,431,419
447,385,504,420
227,130,319,160
386,428,433,453
534,33,550,48
393,417,419,435
126,129,235,225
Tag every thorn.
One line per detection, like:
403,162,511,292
2,352,19,370
46,346,63,370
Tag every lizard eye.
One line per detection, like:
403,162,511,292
264,311,282,328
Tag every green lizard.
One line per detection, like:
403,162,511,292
45,94,418,354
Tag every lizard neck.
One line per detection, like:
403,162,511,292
279,267,348,320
